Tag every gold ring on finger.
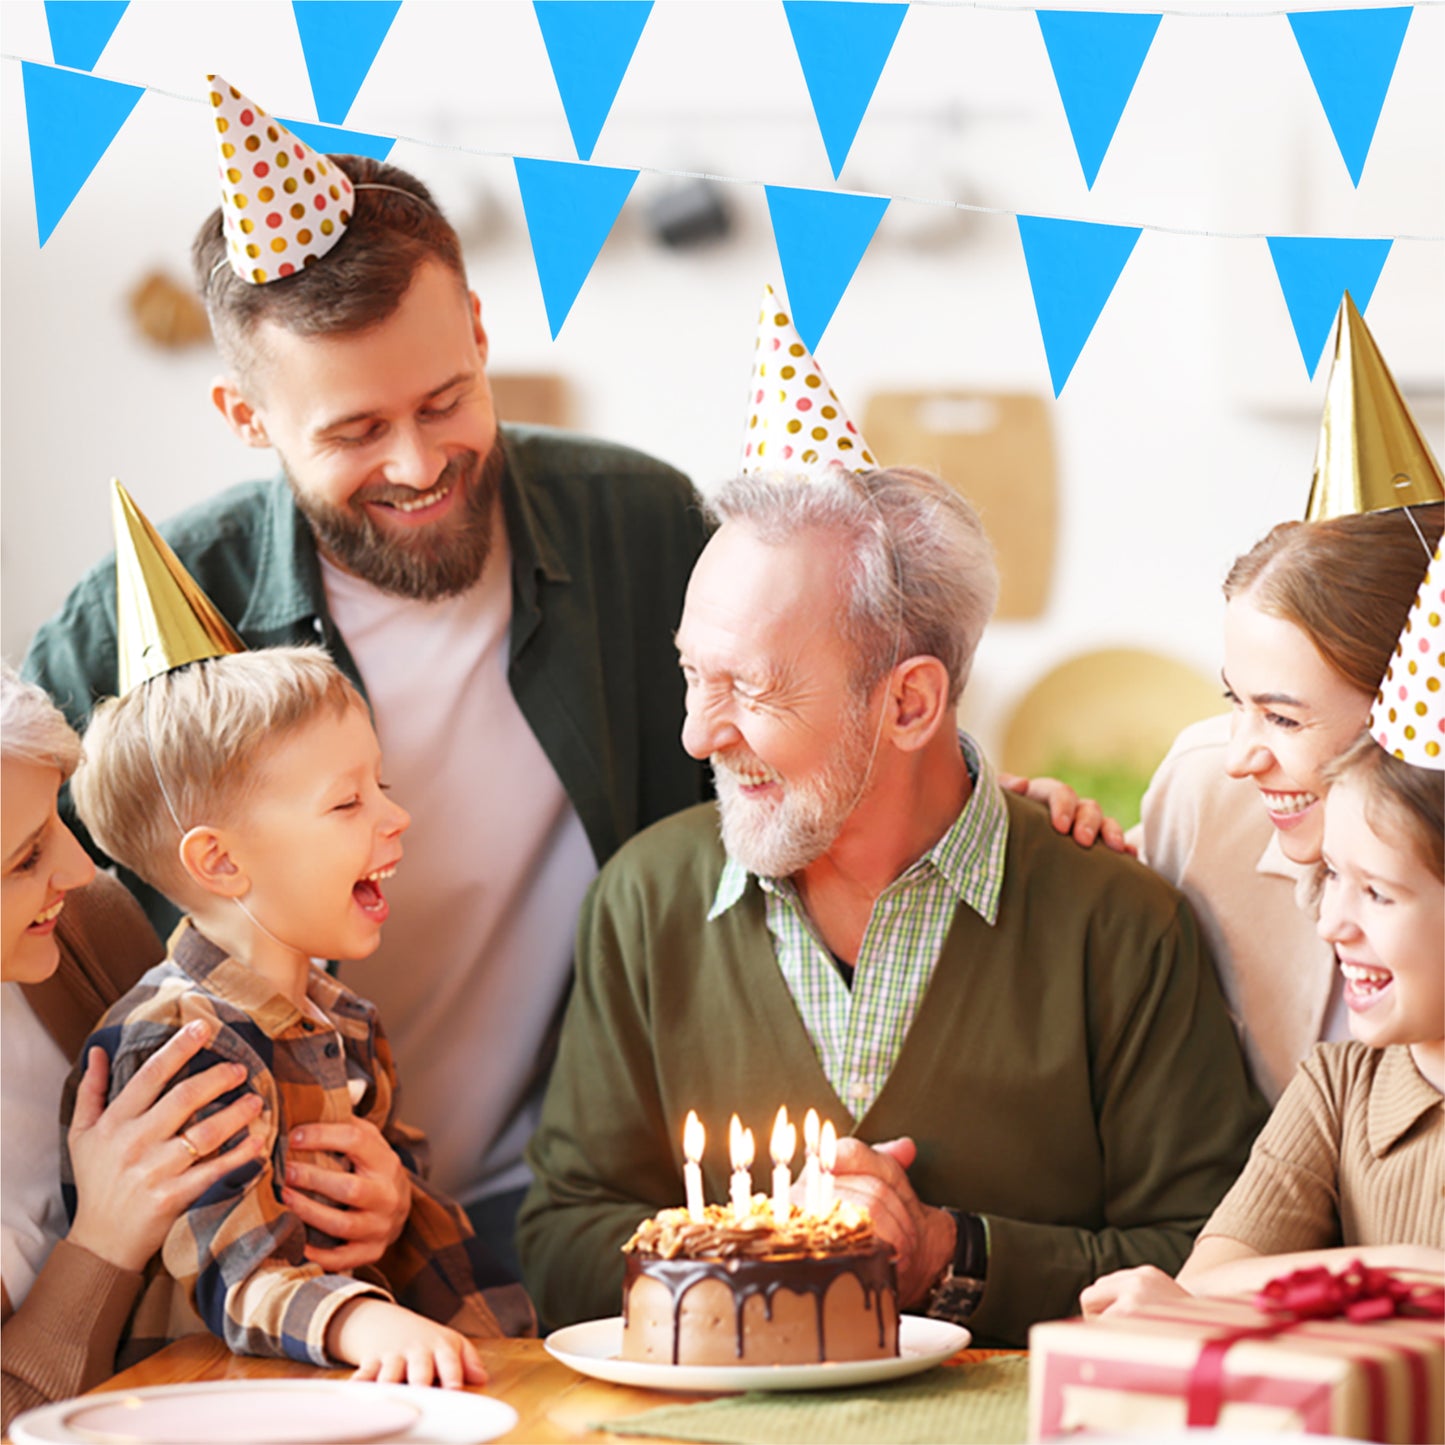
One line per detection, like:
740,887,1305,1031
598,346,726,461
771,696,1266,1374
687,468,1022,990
179,1129,201,1158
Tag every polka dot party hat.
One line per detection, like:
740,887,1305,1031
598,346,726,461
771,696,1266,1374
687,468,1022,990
739,284,876,477
1370,541,1444,767
209,75,354,285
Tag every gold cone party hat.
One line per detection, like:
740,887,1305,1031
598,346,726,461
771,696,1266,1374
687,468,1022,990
739,285,877,477
1370,543,1445,767
112,480,245,697
1304,293,1445,522
209,75,354,285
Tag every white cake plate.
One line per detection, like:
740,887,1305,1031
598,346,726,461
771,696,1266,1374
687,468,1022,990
544,1314,971,1392
10,1379,518,1445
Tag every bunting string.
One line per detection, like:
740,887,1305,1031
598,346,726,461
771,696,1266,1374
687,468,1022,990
903,0,1445,13
6,55,1441,245
9,0,1439,387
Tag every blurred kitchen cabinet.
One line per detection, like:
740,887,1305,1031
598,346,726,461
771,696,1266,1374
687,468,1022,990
863,391,1056,619
491,373,572,429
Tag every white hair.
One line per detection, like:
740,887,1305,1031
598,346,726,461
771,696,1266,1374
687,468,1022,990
708,467,999,705
1,663,82,778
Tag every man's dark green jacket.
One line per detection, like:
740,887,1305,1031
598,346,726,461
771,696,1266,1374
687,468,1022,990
24,424,713,935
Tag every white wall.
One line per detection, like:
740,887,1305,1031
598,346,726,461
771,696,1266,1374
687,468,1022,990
3,0,1441,759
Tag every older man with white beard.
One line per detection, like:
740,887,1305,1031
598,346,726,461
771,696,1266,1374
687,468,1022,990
516,466,1265,1346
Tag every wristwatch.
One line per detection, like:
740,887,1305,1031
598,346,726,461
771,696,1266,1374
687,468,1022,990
926,1209,988,1322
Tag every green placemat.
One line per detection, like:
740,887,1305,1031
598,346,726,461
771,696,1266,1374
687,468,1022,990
595,1355,1029,1445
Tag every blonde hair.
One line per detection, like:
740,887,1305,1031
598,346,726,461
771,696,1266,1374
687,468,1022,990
1325,733,1445,882
1,663,81,778
709,467,999,706
1223,505,1443,697
72,647,364,897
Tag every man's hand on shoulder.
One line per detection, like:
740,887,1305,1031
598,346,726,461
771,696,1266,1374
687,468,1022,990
830,1136,956,1309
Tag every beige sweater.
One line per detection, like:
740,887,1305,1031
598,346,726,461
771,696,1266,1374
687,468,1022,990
1202,1042,1444,1253
2,875,162,1433
1138,714,1336,1104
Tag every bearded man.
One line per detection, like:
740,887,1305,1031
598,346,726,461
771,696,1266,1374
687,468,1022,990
516,466,1266,1345
23,154,711,1283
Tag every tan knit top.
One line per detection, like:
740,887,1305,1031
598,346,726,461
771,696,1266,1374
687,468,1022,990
2,874,163,1433
1201,1042,1444,1254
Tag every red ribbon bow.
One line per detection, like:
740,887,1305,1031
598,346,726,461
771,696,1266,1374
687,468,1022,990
1186,1260,1444,1429
1253,1260,1445,1325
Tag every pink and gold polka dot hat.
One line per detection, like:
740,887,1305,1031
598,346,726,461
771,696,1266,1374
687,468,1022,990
1371,541,1445,768
209,75,354,285
739,284,876,477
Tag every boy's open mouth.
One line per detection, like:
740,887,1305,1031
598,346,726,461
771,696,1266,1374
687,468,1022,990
352,864,397,917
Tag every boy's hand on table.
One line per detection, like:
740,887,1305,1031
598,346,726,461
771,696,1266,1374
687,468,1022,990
283,1119,411,1270
327,1297,487,1388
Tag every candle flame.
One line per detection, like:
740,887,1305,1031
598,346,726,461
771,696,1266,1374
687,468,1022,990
684,1110,705,1164
729,1114,755,1172
770,1107,796,1165
820,1119,837,1170
804,1107,820,1152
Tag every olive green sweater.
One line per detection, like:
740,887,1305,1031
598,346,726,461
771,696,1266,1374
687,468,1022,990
517,797,1267,1346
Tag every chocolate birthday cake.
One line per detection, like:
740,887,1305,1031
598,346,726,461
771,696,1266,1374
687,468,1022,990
620,1201,899,1366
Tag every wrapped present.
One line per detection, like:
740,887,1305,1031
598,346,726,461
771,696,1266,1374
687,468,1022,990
1028,1263,1444,1443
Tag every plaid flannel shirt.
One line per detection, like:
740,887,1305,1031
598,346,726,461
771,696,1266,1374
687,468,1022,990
61,921,495,1368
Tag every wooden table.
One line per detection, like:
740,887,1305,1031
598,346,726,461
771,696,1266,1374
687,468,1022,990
25,1335,1005,1444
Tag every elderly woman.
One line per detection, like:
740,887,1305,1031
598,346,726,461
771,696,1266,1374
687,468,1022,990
0,667,265,1428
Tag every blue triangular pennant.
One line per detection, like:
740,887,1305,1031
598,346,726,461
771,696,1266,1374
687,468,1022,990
765,186,889,352
44,0,128,71
293,0,401,125
1287,7,1412,186
21,62,142,246
1016,215,1142,397
782,1,908,179
1266,237,1393,376
280,117,395,163
1036,10,1161,189
514,157,638,338
533,1,654,162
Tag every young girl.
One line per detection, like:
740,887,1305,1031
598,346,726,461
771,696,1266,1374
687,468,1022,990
1082,730,1444,1315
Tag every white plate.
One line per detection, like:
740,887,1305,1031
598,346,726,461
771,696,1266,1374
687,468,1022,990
10,1379,518,1445
544,1314,970,1392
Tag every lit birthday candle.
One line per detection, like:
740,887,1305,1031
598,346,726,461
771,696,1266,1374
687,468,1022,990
683,1110,706,1221
770,1107,796,1222
802,1108,821,1215
819,1120,838,1211
729,1114,755,1220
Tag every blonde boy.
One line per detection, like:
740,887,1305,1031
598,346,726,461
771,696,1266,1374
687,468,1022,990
65,647,500,1384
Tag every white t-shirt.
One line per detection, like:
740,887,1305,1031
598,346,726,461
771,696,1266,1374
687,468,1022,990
321,518,596,1206
1,983,72,1309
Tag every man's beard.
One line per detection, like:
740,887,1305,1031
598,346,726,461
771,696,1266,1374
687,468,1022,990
712,696,878,879
288,445,505,601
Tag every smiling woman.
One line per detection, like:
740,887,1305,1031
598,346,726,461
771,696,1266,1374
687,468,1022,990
1221,507,1444,866
1138,502,1443,1104
1,666,260,1433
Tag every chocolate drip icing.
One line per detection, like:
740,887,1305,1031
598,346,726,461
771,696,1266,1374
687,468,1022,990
623,1248,897,1365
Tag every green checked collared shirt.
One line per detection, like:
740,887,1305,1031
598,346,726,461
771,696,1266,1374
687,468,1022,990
708,733,1008,1121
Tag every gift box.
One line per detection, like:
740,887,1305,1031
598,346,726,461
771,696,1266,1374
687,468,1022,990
1028,1272,1444,1443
